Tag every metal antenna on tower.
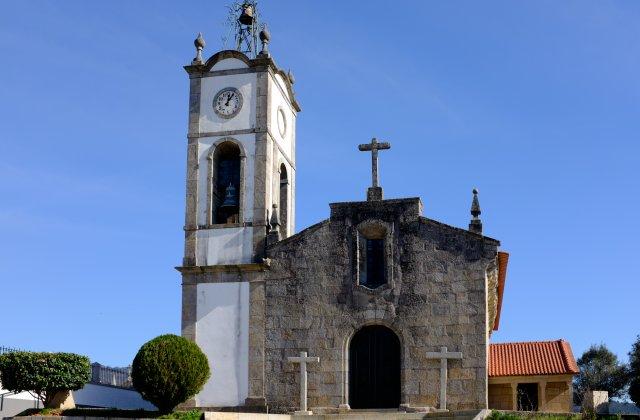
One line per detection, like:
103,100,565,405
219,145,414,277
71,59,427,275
223,1,262,58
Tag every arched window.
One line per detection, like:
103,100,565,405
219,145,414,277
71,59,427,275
279,164,289,237
210,141,241,224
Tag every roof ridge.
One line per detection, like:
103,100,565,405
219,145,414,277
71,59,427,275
490,339,567,346
559,340,580,373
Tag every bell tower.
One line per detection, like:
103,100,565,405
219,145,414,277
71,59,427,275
178,5,300,408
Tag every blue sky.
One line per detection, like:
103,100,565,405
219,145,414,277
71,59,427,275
1,1,638,367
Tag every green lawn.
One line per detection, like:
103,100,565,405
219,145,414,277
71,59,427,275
16,408,202,420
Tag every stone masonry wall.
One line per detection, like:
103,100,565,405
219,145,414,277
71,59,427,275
263,198,499,412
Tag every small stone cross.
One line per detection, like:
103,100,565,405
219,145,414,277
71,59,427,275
287,351,320,415
426,346,463,410
358,138,391,188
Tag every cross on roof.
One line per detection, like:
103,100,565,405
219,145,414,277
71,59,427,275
358,138,391,188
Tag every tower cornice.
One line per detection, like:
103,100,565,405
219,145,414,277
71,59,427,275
184,49,301,112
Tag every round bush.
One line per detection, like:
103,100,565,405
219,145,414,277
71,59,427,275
0,351,90,407
132,334,210,412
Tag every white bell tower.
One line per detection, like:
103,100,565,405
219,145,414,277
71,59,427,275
178,23,300,408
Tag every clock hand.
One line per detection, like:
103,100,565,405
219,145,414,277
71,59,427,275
225,93,232,106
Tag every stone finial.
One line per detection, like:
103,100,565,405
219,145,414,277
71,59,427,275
267,203,281,245
287,70,295,85
469,188,482,234
192,32,206,65
258,25,270,57
270,203,280,229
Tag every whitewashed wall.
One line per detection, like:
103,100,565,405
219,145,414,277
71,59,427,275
195,227,254,266
196,282,249,407
210,58,248,72
199,73,257,133
268,74,295,161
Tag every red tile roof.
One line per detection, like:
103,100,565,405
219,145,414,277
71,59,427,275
489,340,580,377
492,252,509,331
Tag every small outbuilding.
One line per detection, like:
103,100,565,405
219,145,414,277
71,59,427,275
488,340,579,412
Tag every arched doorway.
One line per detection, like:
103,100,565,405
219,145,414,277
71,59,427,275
348,325,401,409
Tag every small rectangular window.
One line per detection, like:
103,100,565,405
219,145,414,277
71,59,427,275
360,237,385,289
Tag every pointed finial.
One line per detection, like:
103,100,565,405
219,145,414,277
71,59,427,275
259,25,271,57
287,70,295,85
269,203,280,229
469,188,482,234
266,203,281,245
192,32,206,65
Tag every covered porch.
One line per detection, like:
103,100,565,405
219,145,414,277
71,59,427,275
487,340,579,412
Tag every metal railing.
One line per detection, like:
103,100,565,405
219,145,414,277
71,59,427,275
90,363,133,389
0,346,21,355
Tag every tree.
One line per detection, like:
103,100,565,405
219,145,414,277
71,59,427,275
574,344,629,405
629,335,640,406
131,334,210,413
0,351,90,408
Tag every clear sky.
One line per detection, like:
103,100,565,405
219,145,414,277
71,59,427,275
1,1,639,367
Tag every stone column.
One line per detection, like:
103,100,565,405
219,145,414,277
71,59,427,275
511,382,518,411
539,381,547,411
245,281,266,407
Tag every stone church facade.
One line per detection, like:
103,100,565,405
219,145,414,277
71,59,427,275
177,22,575,414
262,198,507,412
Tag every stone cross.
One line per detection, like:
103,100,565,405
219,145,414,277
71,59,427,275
426,346,463,410
358,138,391,188
287,351,320,415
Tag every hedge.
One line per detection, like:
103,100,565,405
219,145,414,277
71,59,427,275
0,351,90,407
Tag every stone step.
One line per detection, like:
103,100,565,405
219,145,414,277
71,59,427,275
204,409,490,420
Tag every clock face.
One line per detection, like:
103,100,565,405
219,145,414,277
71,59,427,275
277,107,287,137
213,88,243,119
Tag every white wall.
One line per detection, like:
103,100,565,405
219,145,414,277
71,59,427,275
210,58,248,72
199,73,257,133
0,387,40,418
0,384,152,417
268,74,296,161
196,282,249,407
195,227,254,266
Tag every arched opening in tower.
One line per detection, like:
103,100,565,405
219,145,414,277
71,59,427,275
279,163,289,237
212,141,241,224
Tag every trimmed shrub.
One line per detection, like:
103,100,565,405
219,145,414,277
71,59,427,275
0,351,90,407
132,334,210,413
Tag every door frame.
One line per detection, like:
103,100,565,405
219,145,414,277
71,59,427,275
343,322,405,409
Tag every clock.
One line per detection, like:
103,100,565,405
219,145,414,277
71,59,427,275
213,87,243,119
277,107,287,137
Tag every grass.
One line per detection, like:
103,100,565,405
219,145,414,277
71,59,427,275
488,412,581,420
487,411,626,420
16,408,203,419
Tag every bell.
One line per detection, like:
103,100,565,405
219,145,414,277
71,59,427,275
220,183,239,208
238,5,254,25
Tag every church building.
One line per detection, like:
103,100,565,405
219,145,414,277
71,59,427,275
177,6,578,414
